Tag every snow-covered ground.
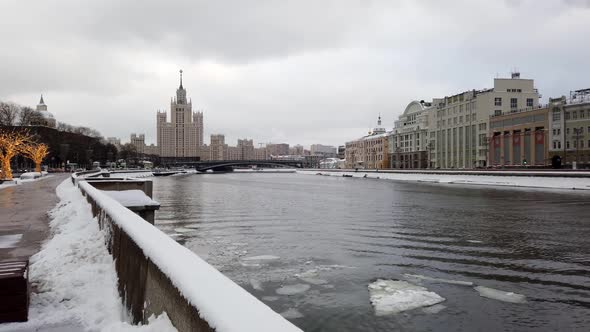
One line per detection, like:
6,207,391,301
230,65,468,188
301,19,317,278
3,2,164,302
0,172,52,190
0,180,177,332
299,170,590,191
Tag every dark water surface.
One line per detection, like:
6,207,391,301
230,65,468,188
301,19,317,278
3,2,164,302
153,173,590,331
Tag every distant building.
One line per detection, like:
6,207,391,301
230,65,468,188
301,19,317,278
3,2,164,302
310,144,337,158
489,105,549,167
389,101,433,169
106,137,122,150
157,70,204,161
31,95,57,128
337,145,345,159
289,144,305,156
428,73,540,168
345,115,390,169
209,134,227,161
253,147,268,160
548,89,590,168
266,143,289,156
237,139,254,160
130,133,146,154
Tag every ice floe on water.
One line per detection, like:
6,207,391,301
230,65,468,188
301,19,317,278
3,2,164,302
243,255,280,261
262,296,280,302
368,279,445,315
467,240,483,244
173,227,194,233
422,304,447,314
474,286,526,303
276,284,311,295
250,279,264,291
280,308,304,319
404,274,473,286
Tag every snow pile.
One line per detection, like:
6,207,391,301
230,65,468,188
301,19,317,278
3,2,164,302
0,234,23,249
298,170,590,191
474,286,527,303
368,279,445,315
78,181,302,332
102,189,160,207
0,180,177,332
20,172,43,180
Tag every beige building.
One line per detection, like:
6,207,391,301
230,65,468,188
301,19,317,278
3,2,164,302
310,144,337,158
289,145,305,156
254,147,268,160
389,100,433,168
429,73,540,168
267,143,289,156
345,116,389,169
130,134,146,154
548,89,590,168
237,139,254,160
209,134,227,161
489,106,549,166
157,71,204,160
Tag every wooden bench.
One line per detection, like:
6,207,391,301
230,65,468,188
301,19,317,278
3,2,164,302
0,260,29,323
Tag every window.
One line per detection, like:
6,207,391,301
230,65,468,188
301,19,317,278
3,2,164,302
494,97,502,106
565,112,570,120
517,89,522,93
553,129,556,135
557,128,561,135
526,98,533,107
567,141,570,149
581,111,585,119
494,110,502,116
459,116,463,123
558,142,562,149
552,109,561,121
567,128,570,135
573,111,578,119
582,141,585,148
510,98,518,109
553,141,556,149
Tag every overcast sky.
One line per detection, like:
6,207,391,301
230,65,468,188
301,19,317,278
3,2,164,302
1,0,589,147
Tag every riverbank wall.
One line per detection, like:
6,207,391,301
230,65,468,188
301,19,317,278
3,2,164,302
73,174,300,332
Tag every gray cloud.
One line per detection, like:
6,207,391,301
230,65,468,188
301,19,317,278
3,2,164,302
1,0,589,147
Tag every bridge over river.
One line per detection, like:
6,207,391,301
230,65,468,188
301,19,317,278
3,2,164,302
162,159,306,172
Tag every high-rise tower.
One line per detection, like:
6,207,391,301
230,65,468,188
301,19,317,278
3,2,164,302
157,70,204,160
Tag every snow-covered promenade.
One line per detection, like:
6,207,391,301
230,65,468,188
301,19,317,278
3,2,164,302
299,169,590,190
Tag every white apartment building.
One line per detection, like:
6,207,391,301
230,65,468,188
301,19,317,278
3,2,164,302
157,71,204,160
548,89,590,167
429,73,540,168
389,100,433,168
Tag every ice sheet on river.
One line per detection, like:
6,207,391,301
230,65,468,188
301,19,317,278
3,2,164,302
368,279,445,315
276,284,311,295
474,286,527,303
243,255,280,261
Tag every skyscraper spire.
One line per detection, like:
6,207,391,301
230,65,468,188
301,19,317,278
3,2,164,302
179,69,183,89
378,113,382,126
39,94,45,105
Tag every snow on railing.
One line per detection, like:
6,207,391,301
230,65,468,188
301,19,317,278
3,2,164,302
77,181,301,332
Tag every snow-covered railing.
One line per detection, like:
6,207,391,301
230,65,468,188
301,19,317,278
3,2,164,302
77,181,301,332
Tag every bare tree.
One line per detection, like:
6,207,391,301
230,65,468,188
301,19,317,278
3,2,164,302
18,106,43,126
0,101,20,126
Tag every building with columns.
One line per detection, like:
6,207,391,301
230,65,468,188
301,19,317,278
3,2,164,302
157,70,204,162
428,73,540,168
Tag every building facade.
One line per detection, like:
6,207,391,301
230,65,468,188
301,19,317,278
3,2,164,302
157,71,204,160
489,106,549,166
389,100,433,168
209,134,226,161
266,143,289,157
237,139,254,160
345,116,389,169
310,144,337,158
130,134,146,155
429,73,540,168
548,89,590,168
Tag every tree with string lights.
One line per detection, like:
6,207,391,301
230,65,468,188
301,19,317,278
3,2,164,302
0,129,34,180
21,142,49,173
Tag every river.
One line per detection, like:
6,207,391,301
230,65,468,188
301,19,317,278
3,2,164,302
152,172,590,331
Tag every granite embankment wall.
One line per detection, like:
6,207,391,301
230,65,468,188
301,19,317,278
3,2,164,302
72,174,300,332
